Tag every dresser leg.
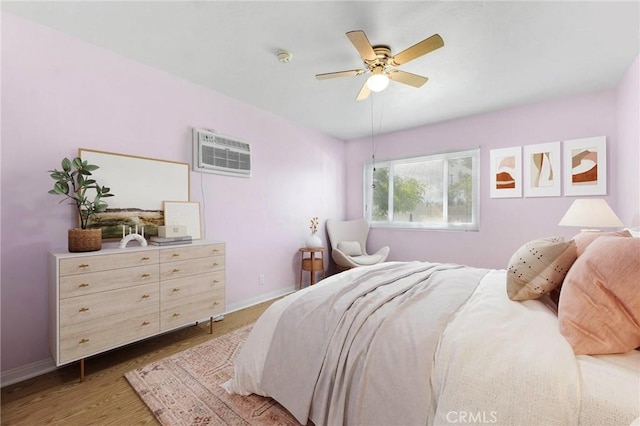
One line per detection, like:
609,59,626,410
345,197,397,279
80,358,85,383
210,316,214,334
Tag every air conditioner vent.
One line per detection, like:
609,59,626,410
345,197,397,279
192,128,251,177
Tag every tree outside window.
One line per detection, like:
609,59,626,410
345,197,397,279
365,149,479,231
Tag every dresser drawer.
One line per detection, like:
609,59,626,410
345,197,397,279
59,264,159,299
59,251,159,276
59,282,159,363
159,243,225,263
159,256,224,281
160,273,225,331
59,310,159,363
60,283,159,328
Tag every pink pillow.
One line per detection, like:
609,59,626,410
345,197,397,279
558,236,640,355
572,229,631,257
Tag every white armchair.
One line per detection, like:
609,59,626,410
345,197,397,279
326,218,390,270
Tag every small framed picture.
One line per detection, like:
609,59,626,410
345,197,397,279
563,136,607,196
523,141,561,197
490,146,522,198
163,201,202,239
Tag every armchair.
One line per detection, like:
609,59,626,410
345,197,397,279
326,218,390,270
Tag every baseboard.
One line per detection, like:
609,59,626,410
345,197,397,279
225,286,297,314
1,358,57,388
1,287,297,387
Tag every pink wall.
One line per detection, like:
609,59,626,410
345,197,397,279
616,56,640,227
1,14,345,372
346,89,633,269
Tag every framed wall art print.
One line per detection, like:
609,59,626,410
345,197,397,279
562,136,607,196
523,141,561,197
490,146,522,198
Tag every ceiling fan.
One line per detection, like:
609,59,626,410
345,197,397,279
316,30,444,101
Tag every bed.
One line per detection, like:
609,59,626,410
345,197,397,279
223,233,640,426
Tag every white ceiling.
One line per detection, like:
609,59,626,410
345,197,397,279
3,1,639,140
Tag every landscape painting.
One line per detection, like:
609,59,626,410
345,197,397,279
79,149,190,240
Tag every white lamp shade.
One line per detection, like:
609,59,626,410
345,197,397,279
366,74,390,92
558,199,623,229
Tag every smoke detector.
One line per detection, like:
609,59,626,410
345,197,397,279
277,50,293,63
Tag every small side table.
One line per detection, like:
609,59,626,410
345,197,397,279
299,247,326,287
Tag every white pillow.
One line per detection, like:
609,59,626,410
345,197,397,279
337,241,362,256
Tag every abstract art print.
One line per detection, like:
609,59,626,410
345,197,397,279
563,136,607,196
523,141,561,197
490,146,522,198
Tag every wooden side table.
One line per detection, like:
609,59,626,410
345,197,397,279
299,247,326,287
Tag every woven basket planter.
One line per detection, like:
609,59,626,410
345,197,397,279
68,228,102,252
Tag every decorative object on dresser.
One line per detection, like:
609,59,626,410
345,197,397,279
49,240,226,382
119,224,148,249
148,235,193,246
305,216,322,248
48,156,115,252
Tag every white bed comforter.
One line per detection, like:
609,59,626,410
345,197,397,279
223,262,640,426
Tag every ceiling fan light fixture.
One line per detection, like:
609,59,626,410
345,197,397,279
366,73,390,92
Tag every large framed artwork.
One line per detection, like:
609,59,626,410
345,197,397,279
523,141,561,197
490,146,522,198
79,148,190,240
562,136,607,196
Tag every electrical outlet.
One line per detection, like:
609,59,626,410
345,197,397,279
259,274,265,285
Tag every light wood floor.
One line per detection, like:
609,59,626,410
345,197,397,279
1,299,275,425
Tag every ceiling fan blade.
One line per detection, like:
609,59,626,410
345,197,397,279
316,69,365,80
346,30,377,62
388,69,429,88
356,81,371,101
391,34,444,66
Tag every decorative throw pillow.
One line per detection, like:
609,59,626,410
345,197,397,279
506,237,577,301
337,241,362,256
572,229,631,257
558,236,640,355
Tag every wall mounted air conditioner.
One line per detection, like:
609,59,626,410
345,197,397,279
192,128,251,177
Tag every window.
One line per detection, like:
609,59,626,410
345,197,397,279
363,148,479,231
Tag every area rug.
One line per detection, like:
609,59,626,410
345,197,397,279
125,325,300,425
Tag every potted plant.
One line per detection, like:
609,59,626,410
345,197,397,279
48,156,114,252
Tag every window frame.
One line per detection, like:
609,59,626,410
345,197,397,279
362,148,480,231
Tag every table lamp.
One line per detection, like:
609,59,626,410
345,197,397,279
558,199,623,232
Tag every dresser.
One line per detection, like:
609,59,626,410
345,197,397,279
49,240,225,380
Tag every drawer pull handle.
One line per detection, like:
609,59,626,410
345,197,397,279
141,256,150,261
213,280,219,283
213,263,219,267
171,268,180,273
214,302,219,306
141,273,150,278
79,338,90,344
78,283,90,288
173,313,180,317
142,321,150,326
172,253,180,257
141,294,150,299
79,307,89,312
172,288,180,292
78,264,89,269
213,249,220,253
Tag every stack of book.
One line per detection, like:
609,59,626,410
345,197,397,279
148,235,193,246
